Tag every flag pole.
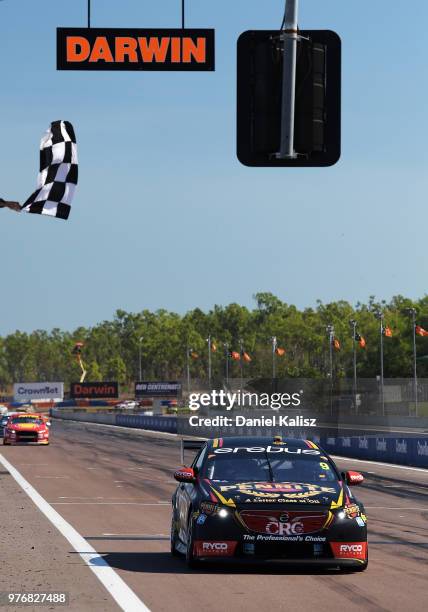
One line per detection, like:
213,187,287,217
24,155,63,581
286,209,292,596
349,320,357,414
326,325,334,415
186,345,190,395
405,308,418,417
239,338,244,392
207,335,212,389
272,336,277,379
413,310,418,417
375,311,385,417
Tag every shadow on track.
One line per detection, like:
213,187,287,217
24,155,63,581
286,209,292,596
86,552,348,575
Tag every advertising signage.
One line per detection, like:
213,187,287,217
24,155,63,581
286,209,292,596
135,381,182,398
57,28,215,71
70,382,119,399
13,382,64,401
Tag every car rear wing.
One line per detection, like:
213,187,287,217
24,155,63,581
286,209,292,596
180,438,206,464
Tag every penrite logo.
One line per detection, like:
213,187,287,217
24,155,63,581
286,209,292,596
70,381,119,399
57,28,215,71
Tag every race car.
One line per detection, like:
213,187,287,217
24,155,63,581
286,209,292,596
3,413,50,445
171,436,368,570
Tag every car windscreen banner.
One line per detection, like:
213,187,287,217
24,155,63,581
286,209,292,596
70,381,119,399
135,381,182,398
13,382,64,401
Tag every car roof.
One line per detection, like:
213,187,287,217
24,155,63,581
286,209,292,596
207,436,318,449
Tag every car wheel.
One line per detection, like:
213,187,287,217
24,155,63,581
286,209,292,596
185,513,199,568
170,512,181,557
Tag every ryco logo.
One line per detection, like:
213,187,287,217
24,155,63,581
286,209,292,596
203,542,227,551
340,544,363,553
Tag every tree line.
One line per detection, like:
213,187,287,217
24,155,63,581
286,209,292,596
1,292,428,389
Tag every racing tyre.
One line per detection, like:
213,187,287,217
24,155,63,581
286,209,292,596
185,514,200,568
170,513,180,557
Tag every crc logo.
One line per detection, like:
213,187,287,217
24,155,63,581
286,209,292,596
202,542,228,551
340,544,363,553
266,517,304,535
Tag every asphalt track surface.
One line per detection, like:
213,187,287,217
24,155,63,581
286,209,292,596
1,420,427,612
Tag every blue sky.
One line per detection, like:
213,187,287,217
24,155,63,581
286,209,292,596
0,1,427,335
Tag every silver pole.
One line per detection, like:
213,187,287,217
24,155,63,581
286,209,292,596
350,321,357,414
277,0,299,159
378,313,385,417
272,336,277,379
239,338,244,392
186,346,190,395
138,336,143,381
326,325,334,415
207,335,212,389
411,310,418,417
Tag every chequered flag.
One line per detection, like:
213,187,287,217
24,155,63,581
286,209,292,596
21,120,78,220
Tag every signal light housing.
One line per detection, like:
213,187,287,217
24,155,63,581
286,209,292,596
237,29,341,167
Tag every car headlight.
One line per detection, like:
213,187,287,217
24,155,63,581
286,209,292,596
335,503,361,521
200,501,230,518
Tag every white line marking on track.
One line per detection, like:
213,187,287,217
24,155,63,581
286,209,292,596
331,455,428,473
0,453,150,612
103,533,168,537
366,507,428,510
58,496,105,499
36,476,70,479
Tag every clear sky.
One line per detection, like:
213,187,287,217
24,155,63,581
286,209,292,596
0,1,427,335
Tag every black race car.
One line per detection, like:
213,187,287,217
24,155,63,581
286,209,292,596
171,436,368,570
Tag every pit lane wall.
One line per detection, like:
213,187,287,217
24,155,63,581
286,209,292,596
50,410,428,468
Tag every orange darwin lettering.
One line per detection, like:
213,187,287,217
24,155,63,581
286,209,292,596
66,36,91,62
170,37,181,62
182,37,206,63
89,37,114,63
138,37,170,63
115,37,138,63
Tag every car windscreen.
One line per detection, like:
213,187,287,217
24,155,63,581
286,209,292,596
202,451,337,484
10,417,43,425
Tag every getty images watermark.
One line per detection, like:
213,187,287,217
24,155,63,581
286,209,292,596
187,390,317,427
188,390,302,411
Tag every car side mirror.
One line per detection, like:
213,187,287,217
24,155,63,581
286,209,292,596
345,470,364,485
174,467,196,483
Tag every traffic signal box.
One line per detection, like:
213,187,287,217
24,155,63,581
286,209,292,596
237,30,341,167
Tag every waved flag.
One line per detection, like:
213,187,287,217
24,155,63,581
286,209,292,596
416,325,428,337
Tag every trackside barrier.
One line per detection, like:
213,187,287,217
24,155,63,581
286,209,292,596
115,414,177,433
51,410,427,467
316,434,428,468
